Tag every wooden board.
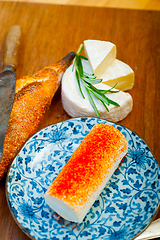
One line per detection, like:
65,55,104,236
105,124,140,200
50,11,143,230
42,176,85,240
0,2,160,239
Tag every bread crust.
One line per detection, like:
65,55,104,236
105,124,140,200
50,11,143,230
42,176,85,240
0,52,75,180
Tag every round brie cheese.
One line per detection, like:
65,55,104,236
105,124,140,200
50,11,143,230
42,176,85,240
61,60,133,122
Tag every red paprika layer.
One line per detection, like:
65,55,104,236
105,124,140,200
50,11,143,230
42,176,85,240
46,124,128,215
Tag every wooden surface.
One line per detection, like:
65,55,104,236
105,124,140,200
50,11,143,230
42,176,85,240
0,1,160,240
2,0,160,10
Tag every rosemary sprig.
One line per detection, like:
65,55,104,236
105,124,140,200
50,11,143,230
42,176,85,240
72,44,120,118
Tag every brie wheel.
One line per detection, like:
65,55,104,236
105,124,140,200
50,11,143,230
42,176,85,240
61,60,133,123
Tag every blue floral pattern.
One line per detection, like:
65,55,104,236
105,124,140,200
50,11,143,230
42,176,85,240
6,117,160,240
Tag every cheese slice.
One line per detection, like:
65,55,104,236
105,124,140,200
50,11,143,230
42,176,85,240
61,60,133,123
44,123,128,223
84,40,116,78
101,59,134,91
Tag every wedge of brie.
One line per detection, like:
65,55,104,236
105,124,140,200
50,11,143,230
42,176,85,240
61,60,133,122
84,40,134,91
84,40,116,78
44,123,128,223
101,59,135,91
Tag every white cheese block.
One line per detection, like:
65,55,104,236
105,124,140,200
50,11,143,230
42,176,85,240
84,40,116,78
44,123,128,223
101,59,134,91
61,60,133,123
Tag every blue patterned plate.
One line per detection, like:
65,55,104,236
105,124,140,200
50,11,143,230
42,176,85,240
6,117,160,240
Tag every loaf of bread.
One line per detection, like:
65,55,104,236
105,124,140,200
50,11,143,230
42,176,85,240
44,123,128,223
0,52,75,180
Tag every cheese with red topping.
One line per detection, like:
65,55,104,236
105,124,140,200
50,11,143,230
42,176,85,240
44,123,128,223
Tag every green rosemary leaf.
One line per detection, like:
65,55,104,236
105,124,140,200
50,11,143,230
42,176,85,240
100,100,109,112
105,83,120,93
72,57,76,72
96,89,109,94
82,76,102,84
77,44,84,55
79,55,88,60
78,57,84,77
85,87,100,118
94,89,119,107
72,44,85,72
83,72,96,78
89,88,110,105
87,83,108,95
75,70,85,99
107,98,120,106
87,83,118,95
92,88,115,95
108,90,120,93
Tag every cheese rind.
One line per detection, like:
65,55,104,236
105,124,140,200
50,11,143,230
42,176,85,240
61,60,133,122
84,40,116,78
101,59,134,91
44,124,128,223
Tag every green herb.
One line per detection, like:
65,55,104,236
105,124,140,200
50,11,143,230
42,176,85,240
72,44,120,118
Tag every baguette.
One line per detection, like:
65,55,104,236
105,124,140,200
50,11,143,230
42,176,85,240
0,52,75,180
44,123,128,223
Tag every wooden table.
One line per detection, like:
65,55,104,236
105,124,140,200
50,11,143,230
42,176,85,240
2,0,160,10
0,2,160,239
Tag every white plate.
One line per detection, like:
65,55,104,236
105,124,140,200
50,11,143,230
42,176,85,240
6,117,160,240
